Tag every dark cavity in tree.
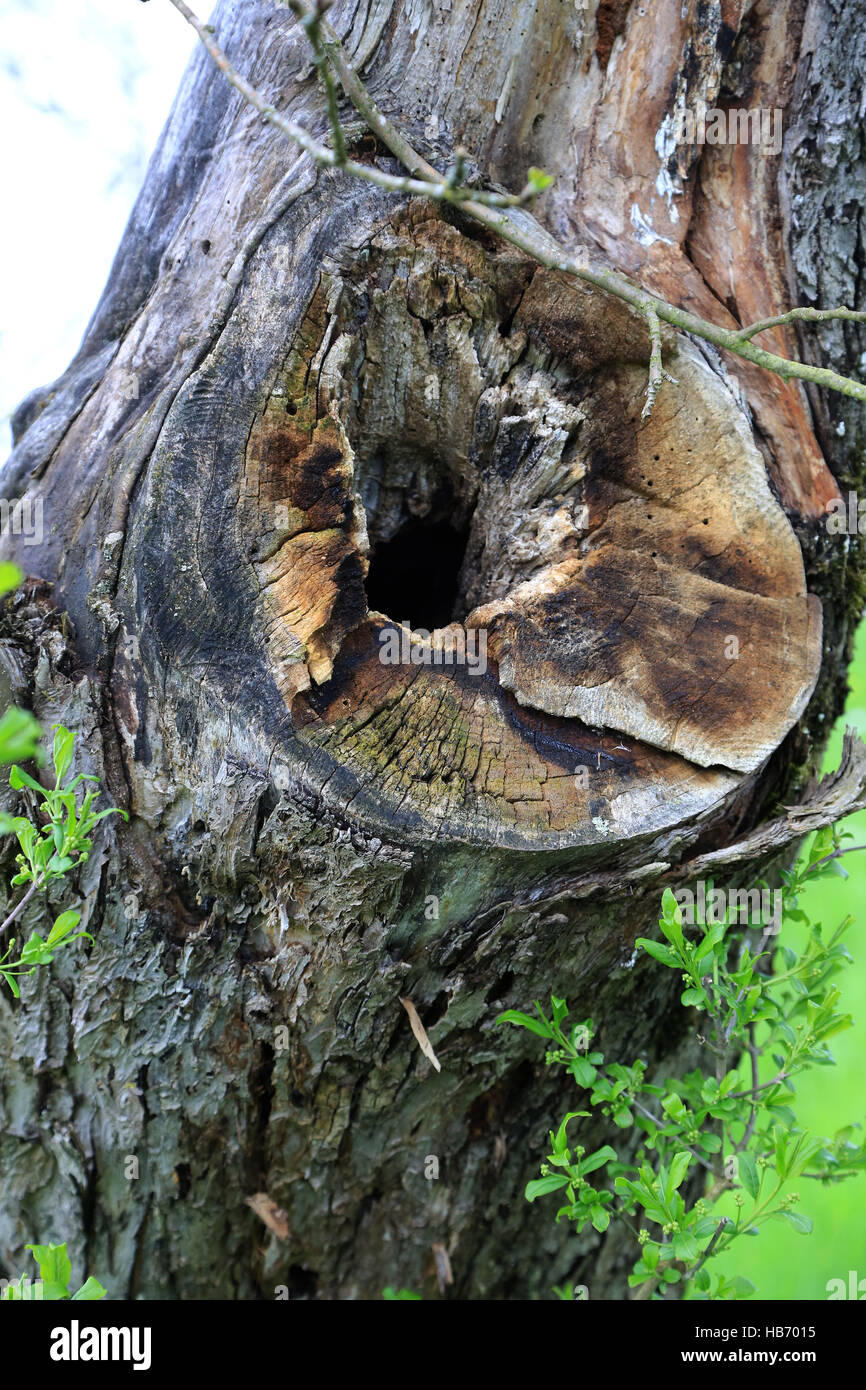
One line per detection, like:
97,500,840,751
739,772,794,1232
365,512,472,630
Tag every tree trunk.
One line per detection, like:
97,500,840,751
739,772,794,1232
1,0,864,1300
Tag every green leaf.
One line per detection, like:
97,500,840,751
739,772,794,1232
667,1150,692,1197
765,1103,796,1129
742,984,762,1020
46,854,75,876
86,806,127,825
26,1242,72,1291
680,987,707,1008
0,706,41,765
550,995,569,1026
787,1134,826,1179
591,1207,610,1233
738,1151,761,1201
694,1215,719,1238
527,166,554,192
636,938,679,967
570,1055,597,1086
661,886,680,920
9,764,45,795
0,562,23,596
671,1231,701,1262
46,910,82,947
774,1126,788,1179
525,1174,570,1202
578,1145,617,1177
694,923,727,965
71,1277,108,1301
659,888,684,948
551,1111,585,1155
772,1209,812,1235
51,726,75,785
40,1281,72,1300
496,1009,553,1039
19,933,54,966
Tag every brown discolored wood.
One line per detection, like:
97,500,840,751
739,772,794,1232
0,0,862,1303
574,0,839,518
234,214,821,837
472,345,822,773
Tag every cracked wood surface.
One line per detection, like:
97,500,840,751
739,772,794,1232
0,0,863,1300
123,203,819,849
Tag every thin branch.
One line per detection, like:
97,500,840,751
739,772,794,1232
801,842,866,878
298,0,866,403
167,0,527,207
288,0,347,166
734,306,866,344
445,149,467,192
289,0,548,216
801,1168,859,1181
724,1070,790,1103
703,1175,733,1206
734,1027,760,1153
0,879,39,943
641,306,678,419
166,0,866,405
685,1215,732,1283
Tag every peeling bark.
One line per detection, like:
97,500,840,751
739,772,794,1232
0,0,864,1300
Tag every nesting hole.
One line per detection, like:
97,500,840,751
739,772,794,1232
365,513,472,630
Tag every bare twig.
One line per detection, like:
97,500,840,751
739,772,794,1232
288,0,347,166
734,306,866,344
641,306,679,419
735,1027,761,1153
168,0,544,210
724,1070,790,1103
0,879,39,944
282,1,866,403
165,0,460,198
164,0,866,406
687,1216,732,1282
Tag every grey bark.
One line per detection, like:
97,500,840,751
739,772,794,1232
0,0,864,1301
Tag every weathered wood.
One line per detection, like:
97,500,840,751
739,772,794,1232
0,0,864,1300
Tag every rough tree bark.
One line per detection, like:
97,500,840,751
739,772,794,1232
0,0,864,1300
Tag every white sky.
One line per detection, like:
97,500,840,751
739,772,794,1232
0,0,201,455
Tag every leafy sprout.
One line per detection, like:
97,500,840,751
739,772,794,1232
0,1242,106,1301
500,831,865,1300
